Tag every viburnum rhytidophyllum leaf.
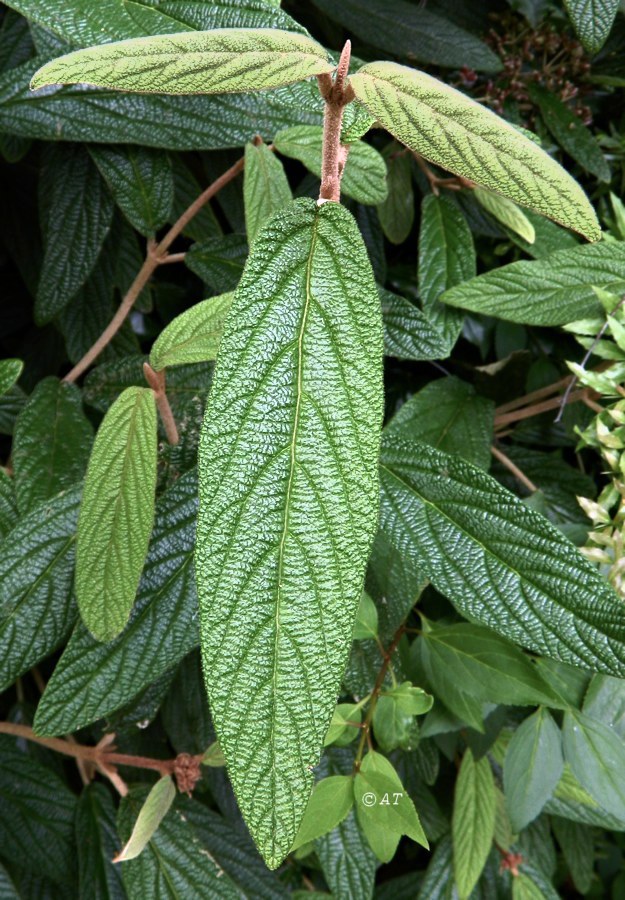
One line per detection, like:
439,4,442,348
30,29,334,94
195,198,384,867
349,61,600,241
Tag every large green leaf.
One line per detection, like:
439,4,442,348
310,0,502,71
31,29,333,94
563,709,625,820
76,385,157,641
350,62,600,241
34,470,198,736
0,486,80,693
503,708,564,832
196,198,384,867
274,125,388,205
150,293,233,371
12,376,93,514
243,141,292,245
379,436,625,676
441,241,625,326
452,751,496,899
89,145,174,236
563,0,620,53
76,785,125,900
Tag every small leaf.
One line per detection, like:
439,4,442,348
244,141,292,245
274,125,388,205
76,385,157,641
442,242,625,326
324,704,363,747
291,777,354,851
474,187,535,243
114,776,176,863
562,709,625,820
353,591,378,640
563,0,620,54
202,743,226,767
149,293,233,371
503,708,564,832
0,359,22,396
452,751,496,899
350,61,600,240
31,29,334,94
377,145,414,244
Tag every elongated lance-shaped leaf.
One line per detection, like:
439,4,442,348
196,198,384,868
76,385,157,642
114,776,176,863
149,293,233,371
349,61,600,241
30,28,334,94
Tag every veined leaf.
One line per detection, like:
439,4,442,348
474,187,536,243
503,708,564,832
377,145,414,244
12,377,93,514
350,61,600,240
185,234,248,293
452,751,496,899
76,385,157,642
0,359,22,397
196,198,384,867
244,141,292,245
31,29,334,94
150,293,233,371
76,785,125,900
563,709,625,820
563,0,620,53
441,241,625,326
34,469,198,737
379,436,625,676
274,125,388,205
0,486,80,693
380,288,456,361
291,776,354,851
114,776,176,862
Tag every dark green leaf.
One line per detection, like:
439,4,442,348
551,816,595,894
377,146,414,244
243,141,292,244
380,288,455,361
185,234,248,293
562,709,625,820
76,784,125,900
563,0,620,53
0,359,23,396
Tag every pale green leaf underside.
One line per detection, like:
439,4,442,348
350,61,600,241
76,385,157,642
244,141,292,245
452,752,496,899
31,28,334,94
379,435,625,676
196,198,384,867
114,776,176,862
149,292,233,370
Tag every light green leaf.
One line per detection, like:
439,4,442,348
353,591,378,640
324,704,362,747
274,125,388,204
563,709,625,820
31,29,333,94
384,375,494,470
202,743,226,767
379,436,625,675
34,469,198,737
76,385,157,642
0,359,22,397
503,708,564,832
423,623,565,708
244,141,292,244
76,784,125,900
195,198,383,868
350,61,600,240
377,145,414,244
513,870,559,900
291,777,354,851
583,673,625,738
12,376,93,514
452,751,496,900
149,293,233,371
114,776,176,862
89,145,174,236
474,187,535,243
563,0,620,53
442,242,625,326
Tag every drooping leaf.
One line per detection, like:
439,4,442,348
185,234,248,293
452,751,496,900
562,709,625,820
195,198,384,867
473,187,535,244
31,29,333,94
0,359,22,397
34,469,198,736
291,777,354,851
76,784,126,900
114,776,176,863
350,61,600,240
384,375,494,470
441,242,625,325
503,708,564,832
89,145,174,236
0,486,80,693
12,376,93,514
353,591,379,640
76,385,157,641
36,144,114,323
379,436,625,675
274,125,388,205
310,0,502,71
380,288,456,361
243,141,292,245
150,293,233,371
563,0,620,53
551,816,595,894
377,144,414,244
